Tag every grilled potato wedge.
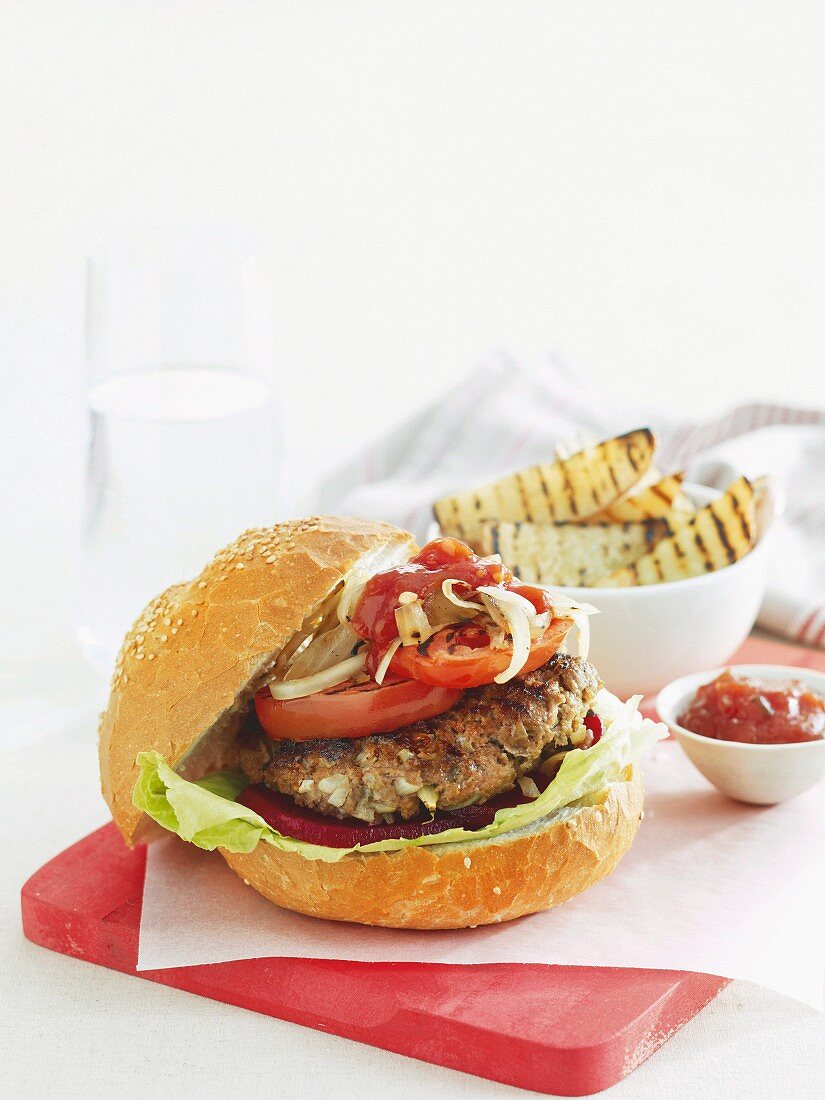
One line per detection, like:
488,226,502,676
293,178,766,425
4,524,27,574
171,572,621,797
585,473,694,524
434,428,656,546
478,518,673,587
597,477,756,587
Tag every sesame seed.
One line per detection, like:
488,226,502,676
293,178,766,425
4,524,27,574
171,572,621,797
463,857,471,869
161,634,168,642
171,627,178,634
176,618,183,625
236,562,244,569
191,610,198,617
198,580,207,589
147,653,155,660
492,886,501,895
163,618,171,626
136,653,145,660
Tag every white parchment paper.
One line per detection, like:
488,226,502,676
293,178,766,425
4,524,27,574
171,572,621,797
138,743,825,1007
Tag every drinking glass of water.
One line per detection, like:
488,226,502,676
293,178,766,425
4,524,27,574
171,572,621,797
77,228,281,675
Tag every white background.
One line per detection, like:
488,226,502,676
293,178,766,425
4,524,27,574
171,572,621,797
2,0,824,668
2,3,824,1097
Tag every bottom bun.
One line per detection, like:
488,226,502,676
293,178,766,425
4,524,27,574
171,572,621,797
220,766,643,929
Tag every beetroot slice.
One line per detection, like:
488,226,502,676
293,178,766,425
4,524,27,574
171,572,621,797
238,779,550,848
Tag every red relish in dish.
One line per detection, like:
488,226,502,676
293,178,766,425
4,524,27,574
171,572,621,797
678,670,825,745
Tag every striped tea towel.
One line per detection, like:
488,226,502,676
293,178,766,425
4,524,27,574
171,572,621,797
318,354,825,648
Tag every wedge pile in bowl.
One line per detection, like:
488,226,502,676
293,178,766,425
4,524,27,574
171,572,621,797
434,428,764,588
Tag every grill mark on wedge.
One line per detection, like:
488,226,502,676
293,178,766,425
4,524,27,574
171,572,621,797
606,461,620,495
625,429,653,473
491,525,502,559
450,499,465,539
538,470,556,520
514,472,534,521
730,485,753,544
693,529,714,571
626,442,642,472
710,508,737,564
588,468,601,509
560,461,579,517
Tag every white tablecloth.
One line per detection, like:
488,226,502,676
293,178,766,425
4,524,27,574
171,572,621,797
3,652,824,1099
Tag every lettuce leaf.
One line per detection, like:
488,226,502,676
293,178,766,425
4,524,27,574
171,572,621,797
132,690,667,864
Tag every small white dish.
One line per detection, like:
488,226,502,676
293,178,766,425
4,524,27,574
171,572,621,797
657,664,825,805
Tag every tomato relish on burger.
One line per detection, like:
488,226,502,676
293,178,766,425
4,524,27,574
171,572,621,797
255,536,578,735
100,517,666,929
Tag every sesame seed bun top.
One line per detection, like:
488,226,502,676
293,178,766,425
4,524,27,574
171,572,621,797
98,516,416,845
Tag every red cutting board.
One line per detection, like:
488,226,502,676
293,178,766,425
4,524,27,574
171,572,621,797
22,637,819,1095
21,825,726,1096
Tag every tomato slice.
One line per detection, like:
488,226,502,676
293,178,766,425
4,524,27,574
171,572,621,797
254,676,463,742
389,617,574,689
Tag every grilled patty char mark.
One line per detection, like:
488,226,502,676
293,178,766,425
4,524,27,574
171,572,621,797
238,654,600,823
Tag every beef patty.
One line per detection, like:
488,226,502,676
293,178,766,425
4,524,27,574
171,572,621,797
238,654,600,823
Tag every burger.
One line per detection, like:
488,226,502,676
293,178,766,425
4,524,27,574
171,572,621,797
100,516,665,929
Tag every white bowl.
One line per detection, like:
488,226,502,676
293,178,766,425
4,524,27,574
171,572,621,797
547,483,773,697
657,664,825,804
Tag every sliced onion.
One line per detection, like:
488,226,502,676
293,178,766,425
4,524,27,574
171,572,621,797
425,587,478,628
529,611,550,640
477,592,508,633
526,586,598,661
337,572,368,625
285,622,362,680
441,578,482,612
539,587,599,618
486,626,509,650
517,775,541,799
476,587,533,684
538,748,570,778
373,638,402,685
477,585,536,644
418,785,438,811
477,584,537,617
269,652,367,700
395,599,432,647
